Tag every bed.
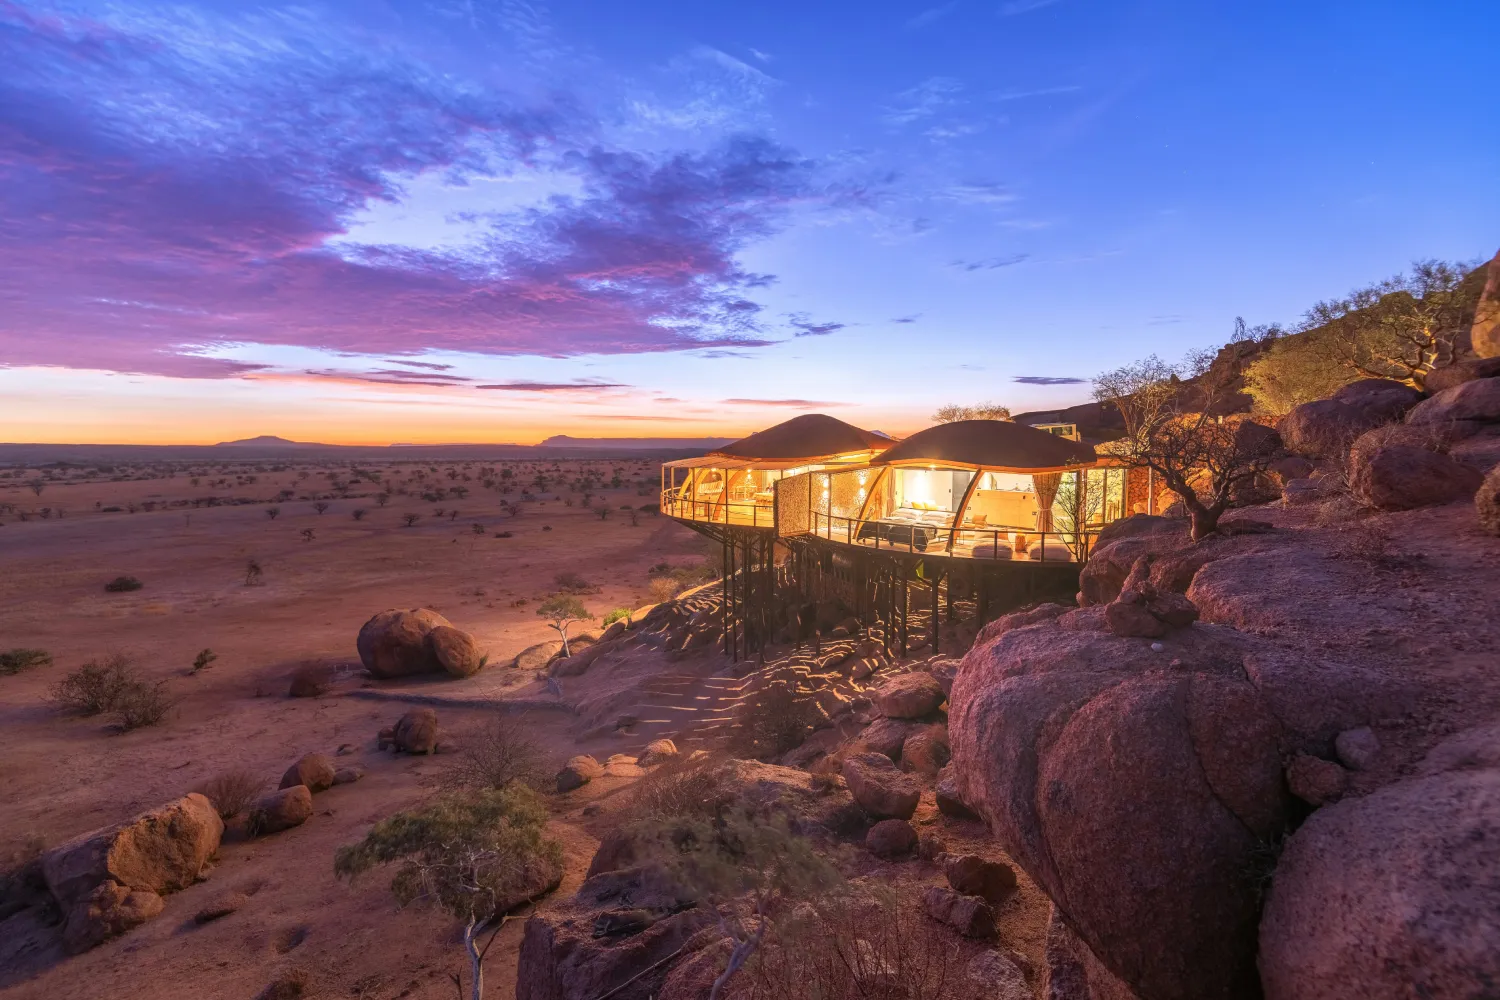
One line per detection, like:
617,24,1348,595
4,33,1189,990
856,507,953,550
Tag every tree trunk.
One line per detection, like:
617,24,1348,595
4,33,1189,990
464,920,485,1000
1188,504,1220,540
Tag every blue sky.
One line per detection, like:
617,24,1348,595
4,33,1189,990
2,0,1496,443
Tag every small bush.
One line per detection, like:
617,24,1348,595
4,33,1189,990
104,576,143,593
0,648,52,675
553,571,594,594
727,684,823,761
196,768,265,819
443,714,549,792
602,607,632,627
648,576,682,604
192,648,217,672
113,678,174,730
627,754,735,822
51,655,132,715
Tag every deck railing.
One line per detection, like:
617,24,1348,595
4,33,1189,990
661,487,776,528
805,510,1100,563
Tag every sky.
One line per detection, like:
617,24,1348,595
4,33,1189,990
2,0,1497,445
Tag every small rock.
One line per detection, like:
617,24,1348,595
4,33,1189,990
557,755,605,792
865,819,918,859
194,890,249,924
64,881,164,953
965,950,1029,999
331,767,364,786
943,854,1018,905
918,830,947,861
1285,754,1347,806
1335,727,1380,771
637,739,679,767
922,885,995,938
935,764,978,820
901,724,951,776
249,786,313,835
393,708,440,754
279,753,335,793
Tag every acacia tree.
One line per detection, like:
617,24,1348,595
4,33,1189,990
1302,259,1478,389
334,787,562,1000
536,596,590,656
1094,351,1279,540
931,401,1011,422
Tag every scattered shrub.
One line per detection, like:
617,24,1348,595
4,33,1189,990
602,607,631,627
195,768,265,819
192,648,217,672
402,513,421,527
244,559,264,586
443,713,549,792
104,576,144,593
288,661,333,697
352,508,367,521
494,530,513,538
113,678,175,730
626,753,735,822
51,655,132,715
553,571,594,594
0,648,51,675
648,576,682,604
727,684,823,761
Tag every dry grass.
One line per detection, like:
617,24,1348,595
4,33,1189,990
0,648,51,676
442,713,550,792
196,768,266,819
626,753,736,822
726,684,823,761
50,654,133,715
113,678,175,730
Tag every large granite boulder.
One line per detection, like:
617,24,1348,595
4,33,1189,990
1328,378,1421,422
1078,521,1190,606
1470,247,1500,358
42,793,224,952
1279,398,1386,458
948,615,1290,1000
1478,465,1500,536
1259,724,1500,1000
1405,376,1500,440
1347,435,1482,510
356,608,450,677
279,752,335,793
842,752,920,819
426,624,483,677
874,671,946,719
1424,356,1500,394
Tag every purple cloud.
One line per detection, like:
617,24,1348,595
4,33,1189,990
788,313,847,337
0,4,834,378
384,360,457,371
724,398,842,407
476,380,629,392
1012,375,1086,385
951,254,1031,271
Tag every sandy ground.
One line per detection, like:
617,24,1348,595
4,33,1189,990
0,460,722,999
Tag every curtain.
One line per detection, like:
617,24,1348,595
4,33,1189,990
1032,472,1062,532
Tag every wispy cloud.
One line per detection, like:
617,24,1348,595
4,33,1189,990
892,314,922,324
951,254,1031,270
999,0,1062,15
1013,375,1085,385
475,380,629,392
725,398,842,407
0,5,840,379
748,47,773,63
991,85,1082,102
906,2,960,29
384,359,457,371
788,313,847,337
882,77,964,126
942,181,1016,204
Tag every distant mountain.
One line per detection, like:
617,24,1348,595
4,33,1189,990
217,435,323,448
538,434,736,450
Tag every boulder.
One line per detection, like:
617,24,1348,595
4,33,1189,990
865,819,918,858
948,618,1290,1000
42,793,223,952
850,716,917,760
513,639,564,671
1279,399,1385,458
943,854,1018,905
332,766,364,785
637,739,679,767
393,707,441,754
1281,477,1328,506
1333,727,1379,771
935,764,979,820
356,607,449,678
1285,754,1347,807
1103,558,1199,638
1470,248,1500,358
1405,376,1500,439
1267,455,1315,485
842,752,920,820
249,785,312,835
901,723,951,776
1077,523,1191,606
557,755,605,792
279,752,335,793
1329,378,1422,422
1423,356,1500,394
873,672,946,719
965,950,1030,1000
1258,731,1500,1000
62,880,165,953
426,624,483,677
551,638,618,677
1045,909,1142,1000
975,602,1068,645
921,885,995,939
1348,440,1482,510
1478,466,1500,536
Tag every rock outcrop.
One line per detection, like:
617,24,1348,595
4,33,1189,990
842,752,920,819
949,616,1290,1000
1258,724,1500,999
1279,398,1386,458
356,608,450,678
873,671,946,719
42,793,224,953
1347,435,1482,510
1405,376,1500,440
1102,558,1199,638
1077,520,1191,606
1469,248,1500,358
1478,465,1500,536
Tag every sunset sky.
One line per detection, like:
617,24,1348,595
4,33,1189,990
3,0,1497,445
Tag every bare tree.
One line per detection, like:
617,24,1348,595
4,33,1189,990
28,478,45,497
266,506,280,520
312,501,330,515
931,401,1011,423
1094,351,1279,540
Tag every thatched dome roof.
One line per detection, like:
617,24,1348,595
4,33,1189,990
873,419,1096,472
712,414,892,461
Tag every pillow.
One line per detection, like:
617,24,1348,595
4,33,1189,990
969,513,988,526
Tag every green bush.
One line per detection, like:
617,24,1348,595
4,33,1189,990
602,607,632,627
0,648,51,675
